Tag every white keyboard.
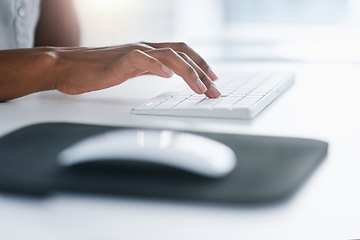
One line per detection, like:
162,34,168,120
132,72,295,119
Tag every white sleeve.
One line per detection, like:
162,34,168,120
0,0,41,50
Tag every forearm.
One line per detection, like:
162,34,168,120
0,48,57,101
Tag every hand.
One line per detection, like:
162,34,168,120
0,42,221,101
54,42,221,97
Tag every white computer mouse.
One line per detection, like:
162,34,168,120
57,129,237,178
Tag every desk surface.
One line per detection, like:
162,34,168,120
1,62,359,240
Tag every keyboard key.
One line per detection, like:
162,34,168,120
154,101,181,110
173,102,199,109
134,101,158,110
213,101,235,109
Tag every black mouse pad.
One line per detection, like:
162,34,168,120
0,122,327,203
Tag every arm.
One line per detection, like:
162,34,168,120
0,43,220,101
35,0,80,47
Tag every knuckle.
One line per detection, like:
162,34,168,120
124,50,145,65
163,47,176,55
126,49,159,66
198,58,209,69
187,66,197,78
177,51,187,58
177,51,192,62
176,42,188,50
199,73,207,81
127,49,142,58
136,42,153,50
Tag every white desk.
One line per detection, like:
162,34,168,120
1,62,359,240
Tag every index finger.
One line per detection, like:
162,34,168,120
141,42,218,81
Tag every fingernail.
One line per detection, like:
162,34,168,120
207,68,218,81
196,78,207,93
209,83,221,97
162,65,174,77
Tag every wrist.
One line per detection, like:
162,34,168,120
31,47,59,92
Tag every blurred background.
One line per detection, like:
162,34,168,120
74,0,360,63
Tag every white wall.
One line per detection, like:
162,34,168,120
74,0,175,47
72,0,360,62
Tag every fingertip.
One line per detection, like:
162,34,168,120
207,68,219,81
209,83,221,98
